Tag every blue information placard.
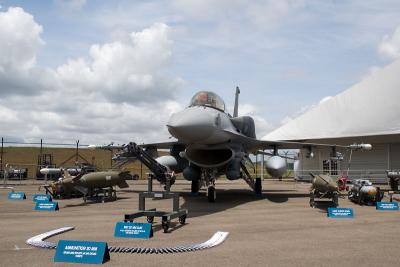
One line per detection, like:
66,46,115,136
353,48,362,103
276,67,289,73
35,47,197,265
8,192,26,200
327,208,354,218
376,202,399,211
114,221,153,239
54,240,110,264
33,194,52,202
35,201,59,211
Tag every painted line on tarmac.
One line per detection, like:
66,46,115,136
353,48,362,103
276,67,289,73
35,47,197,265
26,227,229,254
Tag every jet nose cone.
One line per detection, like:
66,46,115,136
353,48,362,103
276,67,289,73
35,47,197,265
167,107,217,143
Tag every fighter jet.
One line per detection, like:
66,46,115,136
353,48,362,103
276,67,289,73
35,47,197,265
96,88,371,202
43,170,131,202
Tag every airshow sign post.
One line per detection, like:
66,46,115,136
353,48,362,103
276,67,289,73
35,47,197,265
114,221,153,239
327,208,354,218
8,192,26,200
34,201,59,211
376,202,399,211
54,240,110,264
33,194,52,202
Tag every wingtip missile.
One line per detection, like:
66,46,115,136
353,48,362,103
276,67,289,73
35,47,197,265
348,143,372,151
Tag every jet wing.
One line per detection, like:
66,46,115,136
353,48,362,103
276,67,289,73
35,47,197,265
139,133,348,152
222,130,348,152
139,140,183,149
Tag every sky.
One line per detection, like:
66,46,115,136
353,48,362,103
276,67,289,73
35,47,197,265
0,0,400,145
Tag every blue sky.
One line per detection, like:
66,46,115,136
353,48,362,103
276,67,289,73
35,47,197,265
0,1,400,144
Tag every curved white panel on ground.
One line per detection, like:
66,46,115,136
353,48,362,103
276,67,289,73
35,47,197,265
26,227,229,254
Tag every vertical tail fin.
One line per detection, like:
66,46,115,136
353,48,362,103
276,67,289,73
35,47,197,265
233,86,240,117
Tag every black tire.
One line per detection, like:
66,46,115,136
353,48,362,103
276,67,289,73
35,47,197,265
333,193,339,208
358,194,363,205
376,187,383,202
208,186,216,202
162,220,169,233
179,215,186,225
191,180,200,194
348,191,353,200
146,216,154,224
309,192,315,208
390,178,399,191
255,178,262,195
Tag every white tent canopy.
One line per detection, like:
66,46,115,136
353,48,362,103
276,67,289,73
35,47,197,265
264,59,400,141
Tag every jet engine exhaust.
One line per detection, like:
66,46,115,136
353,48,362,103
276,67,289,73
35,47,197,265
265,156,287,178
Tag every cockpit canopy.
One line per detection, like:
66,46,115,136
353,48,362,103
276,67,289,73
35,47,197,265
189,91,225,111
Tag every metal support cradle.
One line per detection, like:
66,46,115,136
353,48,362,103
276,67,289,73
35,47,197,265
124,173,188,233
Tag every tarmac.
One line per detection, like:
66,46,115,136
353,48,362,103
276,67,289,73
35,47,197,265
0,179,400,267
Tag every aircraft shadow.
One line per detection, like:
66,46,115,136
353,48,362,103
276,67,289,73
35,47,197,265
179,189,258,218
311,201,338,213
263,192,310,204
62,196,131,208
119,186,310,219
178,189,310,218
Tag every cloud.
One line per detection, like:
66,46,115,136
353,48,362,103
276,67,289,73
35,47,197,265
172,0,304,28
378,26,400,60
55,0,87,11
0,7,183,144
279,95,332,125
360,65,382,81
0,7,58,97
0,7,43,70
57,23,182,103
237,103,274,138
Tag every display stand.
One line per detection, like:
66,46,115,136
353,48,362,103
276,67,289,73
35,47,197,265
124,173,188,233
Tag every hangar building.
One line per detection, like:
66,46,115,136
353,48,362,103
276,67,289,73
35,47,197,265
264,59,400,182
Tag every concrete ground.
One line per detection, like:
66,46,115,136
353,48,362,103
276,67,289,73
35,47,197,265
0,179,399,267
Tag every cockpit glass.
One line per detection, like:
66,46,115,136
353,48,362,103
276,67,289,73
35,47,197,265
189,91,225,111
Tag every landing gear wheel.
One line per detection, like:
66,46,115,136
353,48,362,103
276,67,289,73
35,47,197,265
179,215,186,225
191,180,200,194
162,220,170,233
255,178,262,196
207,186,216,202
146,216,154,224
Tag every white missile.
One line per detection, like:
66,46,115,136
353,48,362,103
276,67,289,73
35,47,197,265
40,168,62,175
349,143,372,151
